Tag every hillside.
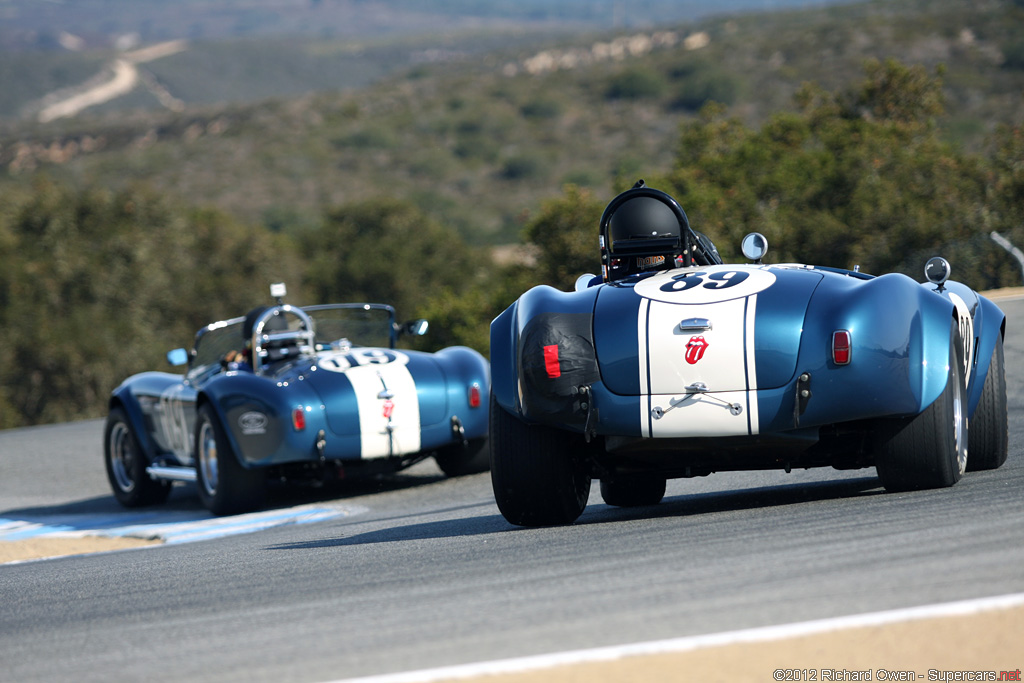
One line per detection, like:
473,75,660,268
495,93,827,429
0,0,848,50
2,0,1023,428
1,0,1022,247
0,1,856,122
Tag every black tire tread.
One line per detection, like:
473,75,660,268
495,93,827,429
875,323,965,492
489,395,591,526
966,335,1008,471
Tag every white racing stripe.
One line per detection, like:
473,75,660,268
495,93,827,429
646,298,749,393
639,295,760,437
345,364,422,459
320,593,1024,683
638,299,651,437
745,293,759,433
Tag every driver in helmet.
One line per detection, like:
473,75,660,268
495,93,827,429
222,305,287,372
600,179,720,282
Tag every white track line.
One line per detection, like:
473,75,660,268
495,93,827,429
324,593,1024,683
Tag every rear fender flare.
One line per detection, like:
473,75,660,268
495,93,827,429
500,284,601,423
964,296,1006,417
197,373,292,469
796,274,956,421
432,345,491,440
490,301,520,416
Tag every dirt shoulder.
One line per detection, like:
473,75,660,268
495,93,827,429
412,605,1024,683
0,536,161,564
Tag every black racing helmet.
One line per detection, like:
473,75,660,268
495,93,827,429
600,180,693,281
242,306,287,341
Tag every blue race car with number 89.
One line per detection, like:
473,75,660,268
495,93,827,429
106,284,490,515
489,181,1008,526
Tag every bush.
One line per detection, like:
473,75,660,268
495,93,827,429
605,67,668,100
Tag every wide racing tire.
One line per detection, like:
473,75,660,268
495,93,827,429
104,406,172,508
966,334,1008,471
875,322,967,492
600,475,666,508
489,394,591,526
194,403,266,516
434,437,490,477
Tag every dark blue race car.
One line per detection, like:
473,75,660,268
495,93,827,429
490,182,1008,526
105,285,490,515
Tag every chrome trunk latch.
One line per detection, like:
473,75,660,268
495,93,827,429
679,318,712,332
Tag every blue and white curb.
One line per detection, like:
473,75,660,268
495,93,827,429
0,502,367,546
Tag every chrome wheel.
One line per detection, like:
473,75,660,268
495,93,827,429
108,421,136,493
104,406,172,508
197,419,220,498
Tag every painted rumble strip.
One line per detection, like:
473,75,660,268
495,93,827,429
0,502,368,546
323,593,1024,683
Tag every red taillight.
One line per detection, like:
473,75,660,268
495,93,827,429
468,384,482,409
832,330,851,365
292,407,307,431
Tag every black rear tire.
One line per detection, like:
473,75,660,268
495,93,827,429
194,403,266,515
489,395,591,526
434,438,490,477
104,406,172,508
966,335,1008,471
600,475,666,507
875,322,967,492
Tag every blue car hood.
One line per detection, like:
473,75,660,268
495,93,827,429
593,265,823,395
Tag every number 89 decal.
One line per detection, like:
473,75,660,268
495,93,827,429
634,265,776,304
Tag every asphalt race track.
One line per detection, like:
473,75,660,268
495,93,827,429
1,296,1022,683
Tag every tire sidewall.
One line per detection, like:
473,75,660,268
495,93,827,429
194,404,221,511
104,406,170,507
193,403,265,515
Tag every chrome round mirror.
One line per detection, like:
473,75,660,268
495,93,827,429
741,232,768,262
924,257,951,286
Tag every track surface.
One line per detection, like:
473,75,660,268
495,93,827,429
1,297,1022,683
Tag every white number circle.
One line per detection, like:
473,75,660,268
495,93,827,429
318,349,408,372
633,265,776,304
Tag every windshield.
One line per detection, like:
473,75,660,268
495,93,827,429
190,317,244,379
306,304,395,349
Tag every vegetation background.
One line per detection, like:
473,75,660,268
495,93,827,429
0,0,1022,428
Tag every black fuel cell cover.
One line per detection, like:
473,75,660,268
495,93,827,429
519,312,600,420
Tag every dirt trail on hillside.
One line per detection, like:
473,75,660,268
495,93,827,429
37,40,186,122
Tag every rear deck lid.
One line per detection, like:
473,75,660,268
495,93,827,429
594,265,822,395
302,348,447,456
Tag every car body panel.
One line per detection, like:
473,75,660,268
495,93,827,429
493,262,1003,458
